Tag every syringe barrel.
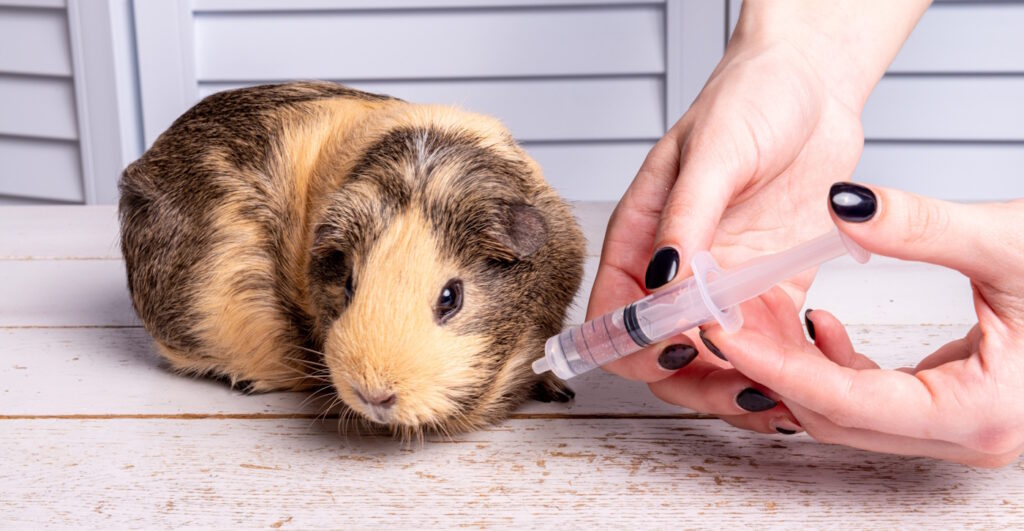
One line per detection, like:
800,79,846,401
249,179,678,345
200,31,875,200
541,276,715,380
538,229,871,380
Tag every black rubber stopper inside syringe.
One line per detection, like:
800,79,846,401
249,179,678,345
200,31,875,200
623,304,653,347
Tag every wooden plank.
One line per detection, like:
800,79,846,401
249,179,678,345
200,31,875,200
0,251,977,330
193,6,665,81
0,136,84,202
199,77,666,142
525,141,652,201
0,206,120,259
0,203,976,328
0,260,138,327
864,77,1024,141
0,5,72,77
2,418,1022,527
891,2,1024,73
194,0,664,10
0,74,78,140
0,323,971,417
855,142,1024,202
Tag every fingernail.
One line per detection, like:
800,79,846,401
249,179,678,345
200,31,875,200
736,388,777,412
804,309,815,341
771,418,802,435
657,344,698,371
645,247,679,290
829,182,877,222
699,329,726,361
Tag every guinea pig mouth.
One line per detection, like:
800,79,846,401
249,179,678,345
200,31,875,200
359,405,393,425
343,385,399,425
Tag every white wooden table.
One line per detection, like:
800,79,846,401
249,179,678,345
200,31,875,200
2,204,1020,528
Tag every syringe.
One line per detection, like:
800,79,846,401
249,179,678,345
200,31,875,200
532,228,871,380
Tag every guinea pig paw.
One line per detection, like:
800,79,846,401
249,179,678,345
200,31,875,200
530,375,575,403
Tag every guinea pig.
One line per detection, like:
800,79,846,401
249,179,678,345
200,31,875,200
119,81,584,435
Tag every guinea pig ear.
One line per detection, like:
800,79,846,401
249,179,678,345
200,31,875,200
486,202,548,261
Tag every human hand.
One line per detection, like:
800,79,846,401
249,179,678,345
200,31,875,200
702,182,1024,467
587,13,868,433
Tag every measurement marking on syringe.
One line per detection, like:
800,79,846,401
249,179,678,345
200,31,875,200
579,320,594,365
577,321,598,368
601,314,623,359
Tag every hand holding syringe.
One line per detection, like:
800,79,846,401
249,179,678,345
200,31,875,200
533,226,871,380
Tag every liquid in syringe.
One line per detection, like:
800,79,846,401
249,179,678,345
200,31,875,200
533,228,870,380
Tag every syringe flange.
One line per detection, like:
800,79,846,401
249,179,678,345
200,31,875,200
691,251,744,333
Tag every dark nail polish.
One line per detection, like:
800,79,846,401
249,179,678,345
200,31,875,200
645,247,679,290
804,309,816,341
657,344,698,371
776,427,797,435
829,182,877,222
699,329,726,361
736,388,777,412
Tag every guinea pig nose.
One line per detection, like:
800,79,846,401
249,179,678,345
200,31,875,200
355,389,397,408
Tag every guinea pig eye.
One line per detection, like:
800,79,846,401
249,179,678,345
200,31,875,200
344,274,355,300
435,279,463,324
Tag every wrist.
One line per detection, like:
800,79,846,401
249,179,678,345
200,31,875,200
732,0,930,111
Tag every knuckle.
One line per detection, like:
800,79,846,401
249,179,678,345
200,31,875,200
898,196,950,250
803,422,841,446
648,379,687,407
819,376,867,429
967,424,1022,456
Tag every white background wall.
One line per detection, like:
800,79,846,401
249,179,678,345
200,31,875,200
0,0,1021,205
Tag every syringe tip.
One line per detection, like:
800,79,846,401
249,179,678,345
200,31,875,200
531,357,551,375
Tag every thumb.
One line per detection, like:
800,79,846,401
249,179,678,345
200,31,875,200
645,140,745,289
827,182,1014,281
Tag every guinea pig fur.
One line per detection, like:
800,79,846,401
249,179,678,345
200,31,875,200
119,81,584,436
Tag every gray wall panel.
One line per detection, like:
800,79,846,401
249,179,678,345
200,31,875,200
0,74,78,140
0,136,83,202
199,77,665,142
0,5,72,76
855,142,1024,201
864,77,1024,141
193,6,665,81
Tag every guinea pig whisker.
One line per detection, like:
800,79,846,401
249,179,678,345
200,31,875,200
298,385,335,411
287,345,330,365
317,395,342,424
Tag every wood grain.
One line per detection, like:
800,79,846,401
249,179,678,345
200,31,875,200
1,203,1014,528
3,418,1022,528
0,324,970,417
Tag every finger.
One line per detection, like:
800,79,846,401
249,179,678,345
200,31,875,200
585,134,688,323
806,309,879,370
913,335,972,372
648,144,737,281
601,333,704,383
789,402,1022,468
648,362,781,417
719,403,804,436
705,287,946,440
828,182,1023,282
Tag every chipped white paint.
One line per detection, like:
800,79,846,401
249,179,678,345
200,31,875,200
0,204,1015,527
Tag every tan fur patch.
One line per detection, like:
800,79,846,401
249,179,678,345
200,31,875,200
324,208,489,428
186,195,305,390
